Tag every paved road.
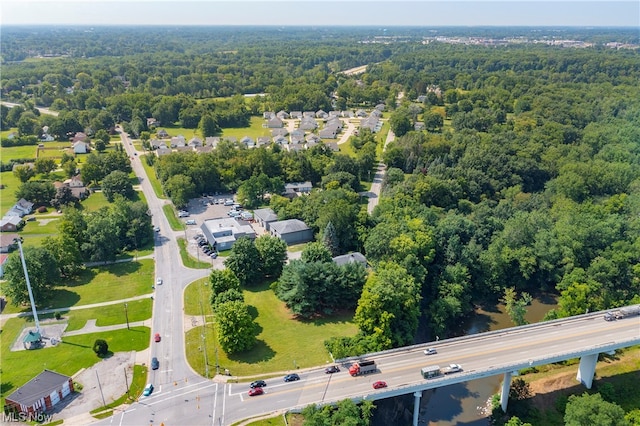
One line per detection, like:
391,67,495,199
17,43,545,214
1,101,59,116
366,129,395,214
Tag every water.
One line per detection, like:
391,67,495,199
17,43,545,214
420,294,558,425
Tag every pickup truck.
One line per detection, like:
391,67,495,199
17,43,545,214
443,363,462,374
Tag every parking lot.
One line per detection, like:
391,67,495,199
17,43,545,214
180,195,268,265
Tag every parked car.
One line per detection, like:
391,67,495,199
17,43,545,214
325,365,340,374
178,211,190,218
185,219,196,225
284,373,300,382
372,381,387,389
154,333,161,342
143,383,154,396
153,226,160,232
151,357,159,370
249,380,267,388
210,252,218,259
424,348,437,355
156,277,163,285
248,387,264,396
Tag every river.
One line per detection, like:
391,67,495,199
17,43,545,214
418,294,559,425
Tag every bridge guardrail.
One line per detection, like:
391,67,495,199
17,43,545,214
335,307,633,364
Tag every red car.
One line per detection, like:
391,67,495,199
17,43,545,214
248,387,264,396
154,333,161,342
372,381,387,389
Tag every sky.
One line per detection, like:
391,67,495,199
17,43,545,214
2,1,639,27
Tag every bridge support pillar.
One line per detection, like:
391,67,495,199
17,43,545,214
500,371,512,412
577,353,598,389
412,391,422,426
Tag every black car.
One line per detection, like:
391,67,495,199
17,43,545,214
325,365,340,374
249,380,267,388
284,374,300,382
151,357,159,370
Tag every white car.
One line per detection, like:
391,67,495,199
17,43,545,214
443,363,462,374
156,277,163,285
424,348,437,355
185,219,196,225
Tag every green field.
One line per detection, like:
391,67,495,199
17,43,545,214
0,259,155,314
185,280,357,377
62,298,153,331
139,155,166,199
0,317,149,405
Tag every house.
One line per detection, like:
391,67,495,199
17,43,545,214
299,117,318,131
0,233,18,253
267,117,284,128
329,111,342,118
205,137,220,148
263,111,275,119
276,110,289,120
375,103,386,111
253,208,279,231
257,136,271,147
72,141,90,154
305,133,321,144
303,111,315,119
325,142,339,152
175,146,192,153
315,110,328,119
170,136,186,148
342,110,355,118
271,128,288,137
319,127,338,139
195,146,213,153
155,147,172,157
147,118,160,128
284,182,312,197
1,216,24,232
285,143,304,153
223,136,238,143
157,129,169,139
40,133,54,142
71,132,89,143
63,176,84,188
14,199,34,216
200,218,256,251
273,135,288,145
5,370,74,417
0,253,8,278
333,252,368,267
355,109,368,118
269,219,313,245
414,122,425,131
240,136,255,148
290,111,302,119
188,137,203,148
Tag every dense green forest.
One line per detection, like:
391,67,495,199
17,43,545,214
2,26,640,356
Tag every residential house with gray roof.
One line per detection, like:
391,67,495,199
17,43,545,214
269,219,313,245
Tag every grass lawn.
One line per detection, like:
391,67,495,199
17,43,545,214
177,238,213,269
185,281,357,377
78,191,108,211
0,144,38,161
0,171,23,216
0,317,149,404
62,298,153,331
140,155,165,199
219,116,272,140
163,204,185,231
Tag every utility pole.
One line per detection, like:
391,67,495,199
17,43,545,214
15,238,40,334
124,303,130,330
96,370,107,407
124,367,130,395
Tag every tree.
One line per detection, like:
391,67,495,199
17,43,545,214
43,234,83,278
164,174,195,209
209,269,241,299
93,339,109,357
301,242,333,263
322,221,340,257
389,108,412,137
503,287,532,326
95,138,107,152
214,301,257,354
564,393,629,426
95,129,110,147
224,237,261,286
13,165,35,183
15,180,56,206
354,262,421,348
51,185,78,208
254,234,288,278
423,111,444,132
199,114,220,137
101,170,134,201
34,158,57,176
2,246,59,307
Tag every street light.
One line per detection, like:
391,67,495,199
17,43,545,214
14,238,41,334
124,303,130,330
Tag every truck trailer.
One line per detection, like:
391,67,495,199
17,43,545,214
349,360,376,376
604,304,640,321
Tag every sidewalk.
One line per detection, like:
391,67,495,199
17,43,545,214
63,319,148,336
0,293,154,322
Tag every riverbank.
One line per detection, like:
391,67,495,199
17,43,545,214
496,346,640,425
